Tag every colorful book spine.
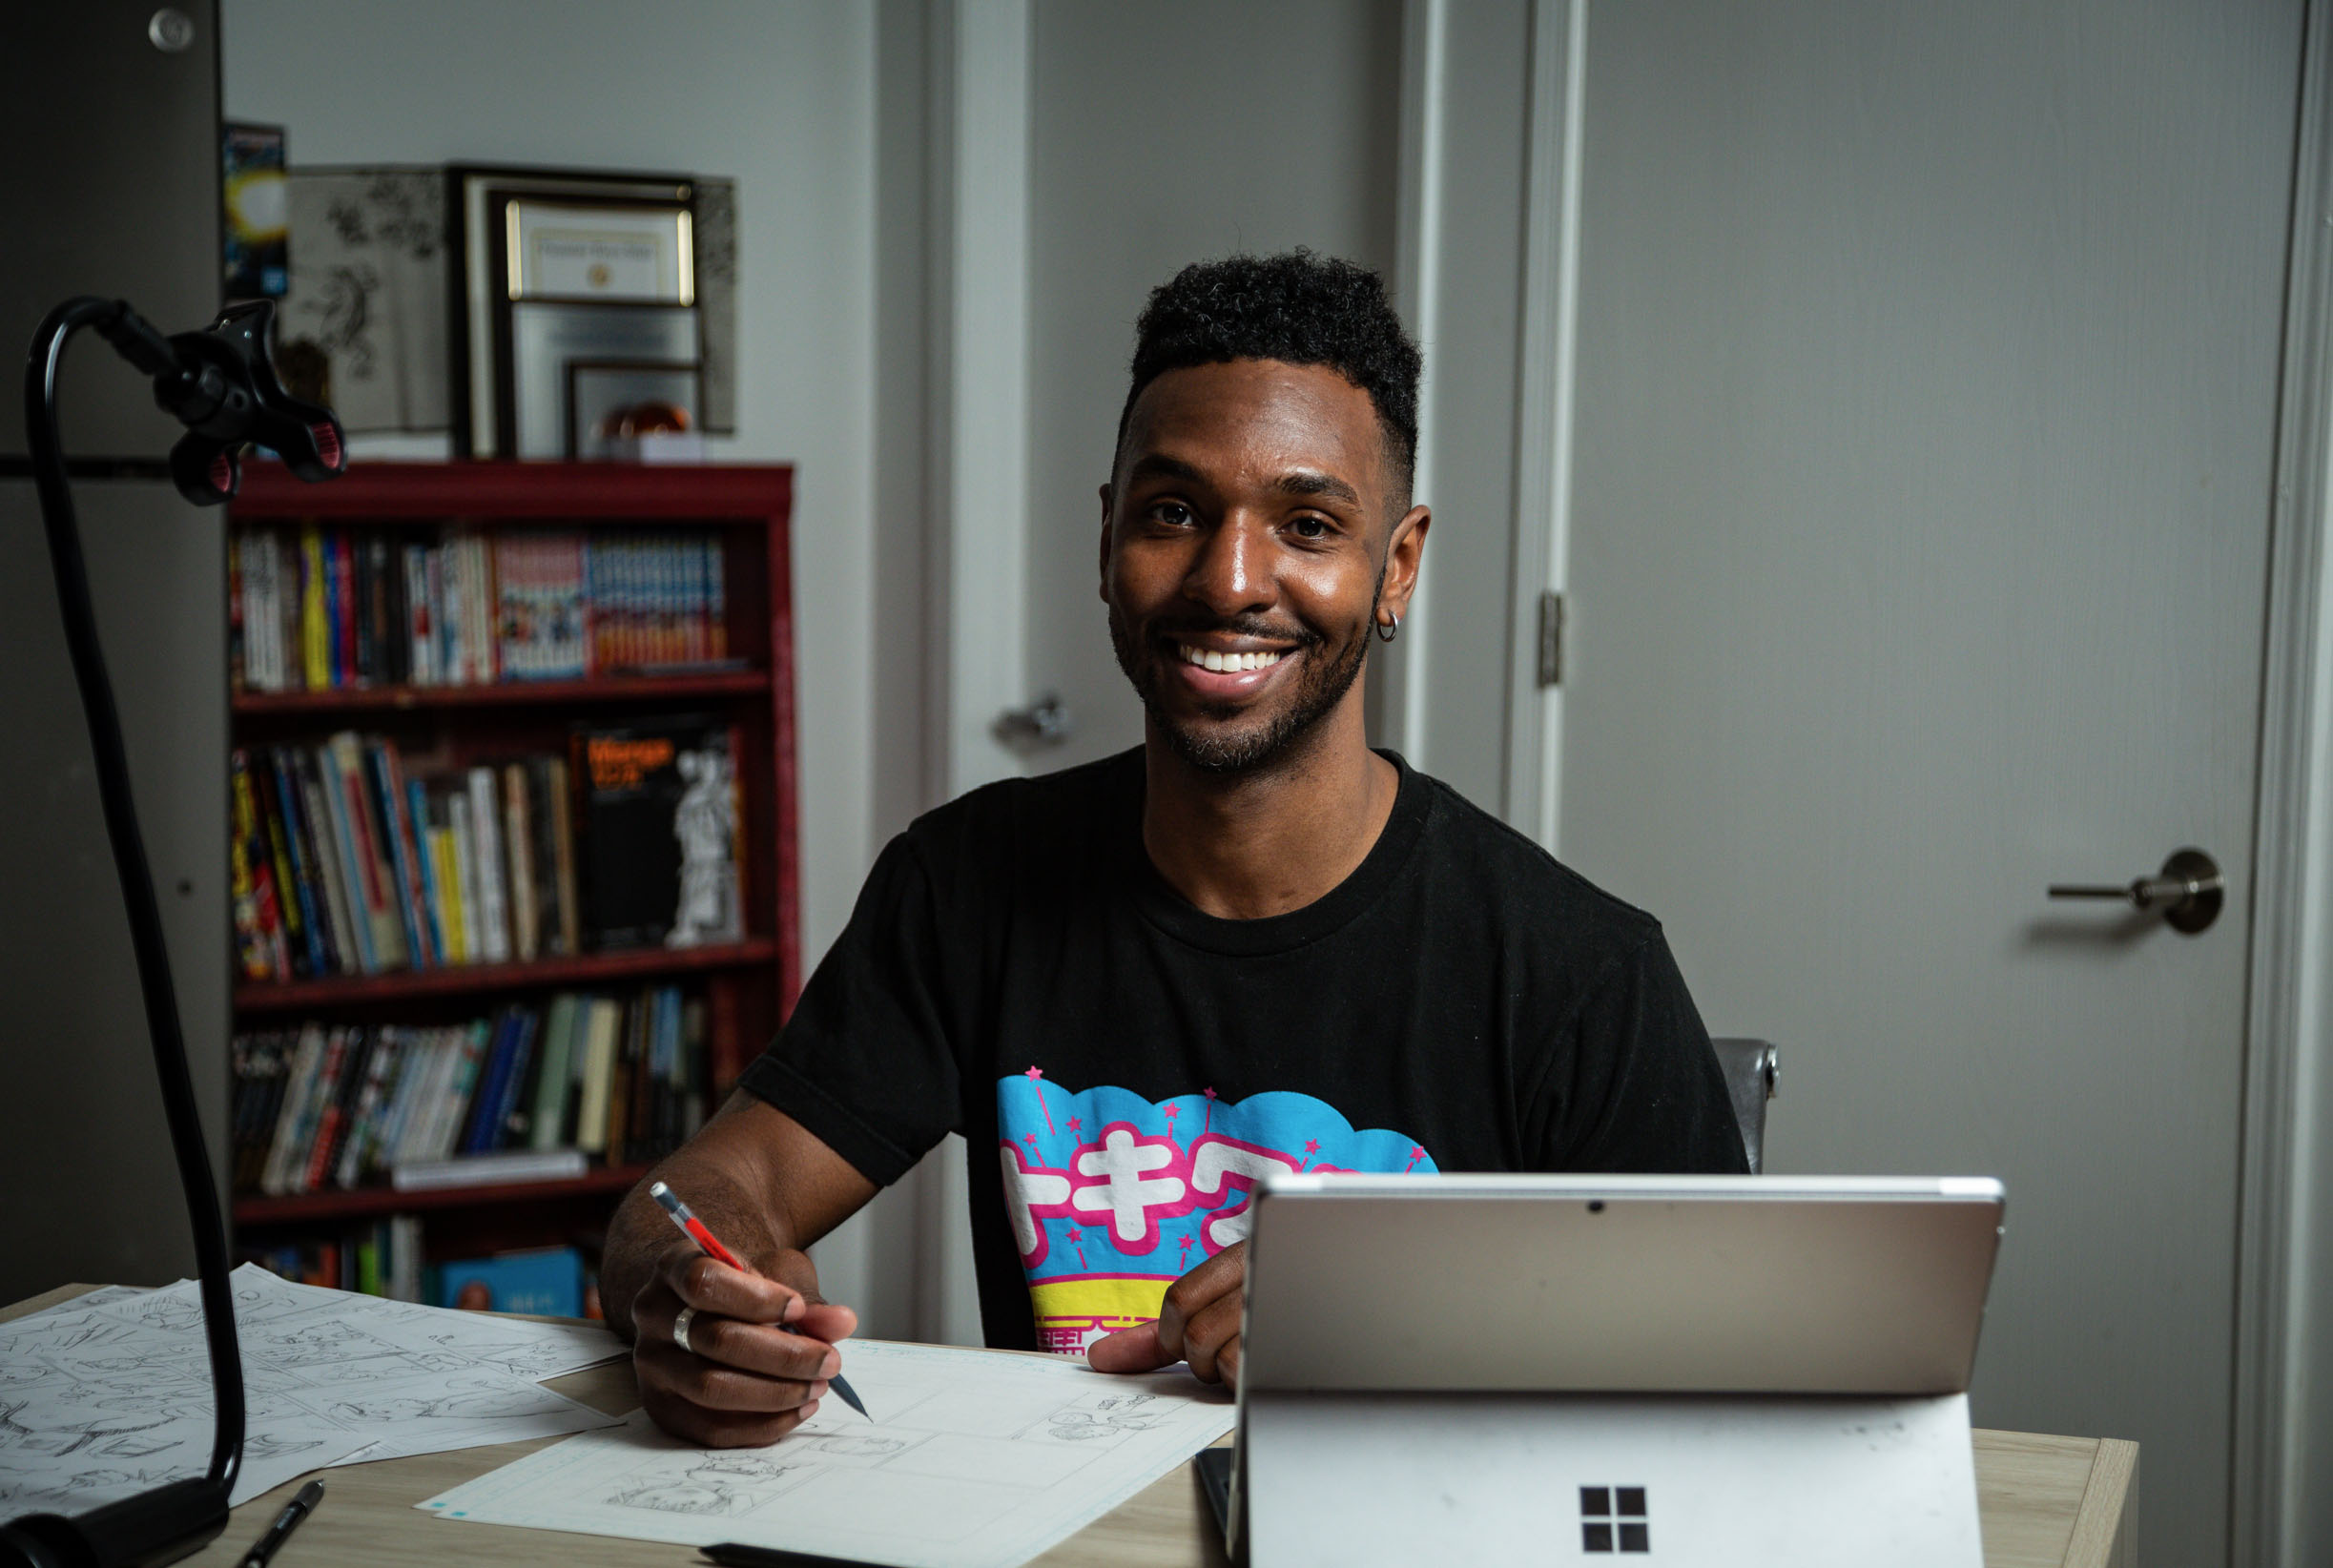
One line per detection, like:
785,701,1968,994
366,743,430,970
466,767,511,963
254,753,314,978
327,531,352,688
504,763,539,962
229,750,274,980
461,1011,517,1155
407,777,449,965
530,995,580,1152
328,732,405,970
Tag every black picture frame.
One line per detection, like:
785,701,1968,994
444,164,698,459
566,358,703,460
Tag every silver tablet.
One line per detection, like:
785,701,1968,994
1239,1173,2005,1396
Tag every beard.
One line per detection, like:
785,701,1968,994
1108,600,1374,775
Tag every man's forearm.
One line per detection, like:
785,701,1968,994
601,1092,879,1340
602,1149,797,1340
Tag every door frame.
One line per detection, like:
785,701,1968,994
914,0,1036,1350
2237,2,2333,1561
1500,0,1587,850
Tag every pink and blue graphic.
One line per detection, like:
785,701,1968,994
998,1070,1436,1352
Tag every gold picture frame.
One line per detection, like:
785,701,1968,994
504,196,695,306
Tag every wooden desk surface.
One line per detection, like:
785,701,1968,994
8,1286,2137,1568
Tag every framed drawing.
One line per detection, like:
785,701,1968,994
277,166,448,434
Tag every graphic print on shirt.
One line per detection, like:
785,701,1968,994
997,1071,1437,1353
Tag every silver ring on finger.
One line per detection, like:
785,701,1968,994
671,1304,697,1354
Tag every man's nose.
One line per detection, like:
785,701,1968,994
1182,514,1271,616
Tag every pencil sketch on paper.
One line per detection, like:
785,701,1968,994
106,1294,209,1334
1028,1391,1166,1444
266,1321,469,1384
0,1265,622,1519
327,1374,576,1425
605,1455,808,1516
0,1398,181,1459
1,1466,180,1505
240,1432,335,1463
426,1333,590,1381
418,1341,1239,1568
795,1433,910,1462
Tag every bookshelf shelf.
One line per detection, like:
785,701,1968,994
232,938,781,1013
233,1165,651,1226
232,670,770,715
225,462,798,1299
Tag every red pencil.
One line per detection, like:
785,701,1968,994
647,1179,868,1418
650,1180,747,1269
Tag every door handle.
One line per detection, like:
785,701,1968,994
994,692,1072,747
2048,848,2224,935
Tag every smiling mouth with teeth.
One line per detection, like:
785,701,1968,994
1177,644,1289,673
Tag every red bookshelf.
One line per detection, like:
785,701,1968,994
232,938,780,1014
232,1165,650,1226
225,461,799,1294
231,669,771,715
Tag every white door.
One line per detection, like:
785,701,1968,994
1552,4,2300,1564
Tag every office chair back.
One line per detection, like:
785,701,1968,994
1709,1037,1780,1174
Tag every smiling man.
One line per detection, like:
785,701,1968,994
603,252,1746,1447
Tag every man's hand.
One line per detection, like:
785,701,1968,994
1086,1240,1246,1388
630,1240,859,1447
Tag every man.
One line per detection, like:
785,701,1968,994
604,251,1745,1448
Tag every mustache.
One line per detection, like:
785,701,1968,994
1147,616,1323,649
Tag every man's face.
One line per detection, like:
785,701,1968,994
1101,359,1424,774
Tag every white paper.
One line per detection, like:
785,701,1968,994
420,1339,1234,1568
9,1285,152,1320
0,1267,622,1516
244,1269,625,1381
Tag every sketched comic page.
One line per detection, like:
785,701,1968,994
422,1340,1233,1568
601,1451,819,1517
245,1267,622,1378
0,1269,622,1513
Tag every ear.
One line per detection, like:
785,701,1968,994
1376,505,1432,624
1097,483,1116,603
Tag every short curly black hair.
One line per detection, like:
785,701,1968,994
1117,250,1422,503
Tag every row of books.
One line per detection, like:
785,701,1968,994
232,738,576,980
230,716,743,983
239,1227,597,1318
231,526,735,692
231,984,711,1197
241,1216,426,1301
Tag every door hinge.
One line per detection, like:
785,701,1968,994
1537,590,1564,688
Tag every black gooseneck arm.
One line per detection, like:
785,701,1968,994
1,295,341,1568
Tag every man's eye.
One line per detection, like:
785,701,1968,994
1289,516,1329,540
1149,502,1194,527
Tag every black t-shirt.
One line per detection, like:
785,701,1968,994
741,747,1745,1353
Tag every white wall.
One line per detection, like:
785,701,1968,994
1021,0,1404,774
221,0,898,1319
221,0,880,973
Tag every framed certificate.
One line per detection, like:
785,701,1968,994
505,196,695,305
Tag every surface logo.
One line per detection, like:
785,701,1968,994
1579,1486,1649,1553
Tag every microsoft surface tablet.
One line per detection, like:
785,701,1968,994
1239,1173,2005,1395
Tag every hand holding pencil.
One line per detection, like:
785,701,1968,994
650,1182,867,1419
627,1178,865,1446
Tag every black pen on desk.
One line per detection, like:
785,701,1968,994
648,1179,870,1420
237,1478,323,1568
